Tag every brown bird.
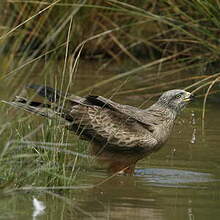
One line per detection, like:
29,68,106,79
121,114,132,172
4,85,194,174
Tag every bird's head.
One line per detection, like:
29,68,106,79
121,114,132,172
158,90,194,113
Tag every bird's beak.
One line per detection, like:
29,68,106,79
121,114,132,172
183,92,195,102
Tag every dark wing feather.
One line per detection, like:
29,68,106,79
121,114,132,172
85,95,156,132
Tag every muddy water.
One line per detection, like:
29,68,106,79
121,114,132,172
1,60,220,219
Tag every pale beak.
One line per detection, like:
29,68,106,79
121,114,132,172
183,92,195,102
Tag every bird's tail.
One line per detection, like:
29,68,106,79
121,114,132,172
27,84,63,103
2,85,75,123
27,84,82,107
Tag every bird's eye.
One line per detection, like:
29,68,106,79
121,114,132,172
175,94,182,99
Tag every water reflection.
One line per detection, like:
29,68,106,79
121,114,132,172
32,197,45,220
135,168,214,187
74,175,164,220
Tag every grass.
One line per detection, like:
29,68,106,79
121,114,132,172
1,0,220,62
0,0,220,192
0,113,90,189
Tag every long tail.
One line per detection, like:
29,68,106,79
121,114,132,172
2,84,77,122
27,84,62,103
27,84,82,104
2,97,68,122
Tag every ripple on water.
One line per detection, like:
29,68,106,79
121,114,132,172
135,168,216,188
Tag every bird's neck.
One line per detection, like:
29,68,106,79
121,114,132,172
145,102,178,122
144,102,178,147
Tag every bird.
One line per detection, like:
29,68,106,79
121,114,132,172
4,85,194,174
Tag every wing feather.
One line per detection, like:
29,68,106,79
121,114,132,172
85,95,157,132
68,104,157,152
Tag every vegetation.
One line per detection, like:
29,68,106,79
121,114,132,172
0,0,220,190
1,1,220,62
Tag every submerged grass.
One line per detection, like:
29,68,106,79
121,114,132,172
0,0,220,191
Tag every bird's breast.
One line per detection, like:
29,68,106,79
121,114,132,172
152,120,175,147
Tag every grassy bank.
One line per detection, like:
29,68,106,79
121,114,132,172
0,108,92,190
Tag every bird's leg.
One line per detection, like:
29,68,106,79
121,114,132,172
108,162,136,175
123,164,135,175
91,144,138,175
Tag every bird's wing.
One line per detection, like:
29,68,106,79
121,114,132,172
68,104,158,153
84,95,156,132
26,85,159,132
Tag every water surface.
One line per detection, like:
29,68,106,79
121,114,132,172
0,60,220,220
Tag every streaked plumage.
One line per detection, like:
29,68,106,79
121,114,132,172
4,85,194,174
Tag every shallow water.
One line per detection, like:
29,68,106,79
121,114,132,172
1,103,220,220
1,60,220,219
